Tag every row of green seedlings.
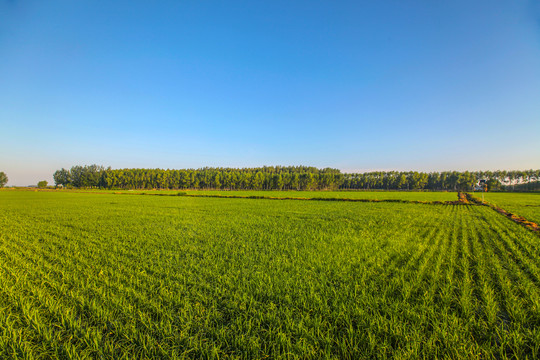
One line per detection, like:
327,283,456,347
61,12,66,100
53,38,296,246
383,204,540,357
467,206,540,355
0,222,230,358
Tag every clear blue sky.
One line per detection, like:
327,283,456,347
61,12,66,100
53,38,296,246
1,1,539,185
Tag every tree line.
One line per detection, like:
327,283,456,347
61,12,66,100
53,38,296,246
53,165,540,191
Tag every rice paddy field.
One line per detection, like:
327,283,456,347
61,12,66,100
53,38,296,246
1,190,539,359
80,189,459,202
480,192,540,225
183,190,459,202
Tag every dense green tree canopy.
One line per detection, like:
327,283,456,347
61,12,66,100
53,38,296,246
52,165,539,192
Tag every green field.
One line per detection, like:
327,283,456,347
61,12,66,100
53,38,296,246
1,191,540,359
76,189,459,202
479,192,540,225
184,190,459,201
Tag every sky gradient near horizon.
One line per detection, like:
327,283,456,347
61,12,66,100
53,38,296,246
1,1,539,185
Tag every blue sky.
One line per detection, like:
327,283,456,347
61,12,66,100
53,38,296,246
1,1,539,185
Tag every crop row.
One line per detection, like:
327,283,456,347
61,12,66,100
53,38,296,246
0,191,539,359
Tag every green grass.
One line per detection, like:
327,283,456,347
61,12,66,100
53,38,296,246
1,191,539,359
183,190,459,201
67,188,459,202
479,192,540,224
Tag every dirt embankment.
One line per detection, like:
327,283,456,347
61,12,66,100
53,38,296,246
457,192,469,204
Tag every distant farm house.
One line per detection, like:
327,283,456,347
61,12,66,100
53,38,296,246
474,179,487,191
